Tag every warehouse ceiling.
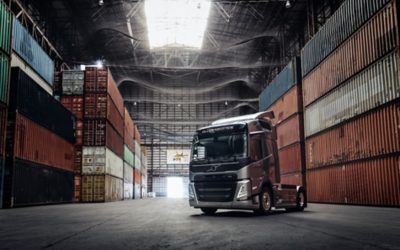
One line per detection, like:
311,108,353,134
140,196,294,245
18,0,309,149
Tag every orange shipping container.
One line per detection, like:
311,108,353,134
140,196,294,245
13,113,75,172
124,108,135,152
302,1,399,107
306,102,400,169
276,114,302,149
74,175,81,202
278,143,304,175
134,169,141,185
267,85,302,125
307,156,400,206
280,172,304,187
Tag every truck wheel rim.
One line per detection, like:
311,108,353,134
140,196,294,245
262,192,271,210
299,192,305,207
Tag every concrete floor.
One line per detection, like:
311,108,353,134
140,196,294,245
0,199,399,250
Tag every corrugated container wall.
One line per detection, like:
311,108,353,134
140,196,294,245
12,17,54,85
82,147,123,179
81,175,123,202
303,1,399,107
62,71,84,95
0,51,10,104
301,0,391,77
9,68,76,143
0,1,12,55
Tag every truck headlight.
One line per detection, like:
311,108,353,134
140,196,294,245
237,180,250,201
189,184,195,200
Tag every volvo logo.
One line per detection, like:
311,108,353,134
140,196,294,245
207,165,221,172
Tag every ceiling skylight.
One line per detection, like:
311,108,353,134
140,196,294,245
144,0,211,49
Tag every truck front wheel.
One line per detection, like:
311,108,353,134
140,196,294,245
255,187,272,215
201,208,217,215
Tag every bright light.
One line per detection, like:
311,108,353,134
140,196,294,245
96,60,103,69
167,177,184,198
80,65,86,71
144,0,211,49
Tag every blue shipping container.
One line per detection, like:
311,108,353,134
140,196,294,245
12,17,54,85
259,58,300,111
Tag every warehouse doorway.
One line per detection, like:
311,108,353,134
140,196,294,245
167,177,184,198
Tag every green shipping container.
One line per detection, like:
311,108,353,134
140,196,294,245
124,145,134,166
0,51,9,104
0,1,12,54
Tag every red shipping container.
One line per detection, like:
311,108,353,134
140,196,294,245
280,172,304,187
83,119,124,157
134,169,141,185
13,113,74,172
303,1,399,107
74,145,82,173
74,175,81,202
306,102,400,169
84,68,124,117
84,93,124,136
75,120,83,146
267,85,302,126
276,114,302,149
0,103,7,156
307,156,400,206
124,108,135,152
61,96,84,120
134,125,141,143
278,143,304,175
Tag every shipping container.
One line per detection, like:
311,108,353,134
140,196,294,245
307,155,400,206
134,154,141,170
134,125,141,143
9,68,76,143
266,85,302,125
74,145,82,173
53,71,62,94
124,108,135,152
259,58,300,111
81,175,123,202
0,156,4,207
304,51,400,137
0,51,10,104
84,67,124,116
2,159,74,207
74,175,81,202
83,119,123,157
123,163,133,199
276,114,302,149
301,0,391,77
303,1,399,107
124,145,134,166
278,143,304,175
82,146,123,179
61,96,84,120
62,71,84,95
0,103,7,156
10,113,75,172
134,183,141,199
84,93,124,135
12,17,54,85
0,1,12,55
134,168,141,185
280,172,304,187
306,102,400,169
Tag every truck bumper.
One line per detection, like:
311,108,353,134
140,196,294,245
188,181,260,210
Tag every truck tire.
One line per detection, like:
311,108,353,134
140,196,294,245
201,208,217,215
295,189,306,211
254,187,272,215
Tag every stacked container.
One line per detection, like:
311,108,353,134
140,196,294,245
81,67,124,202
60,70,85,202
133,125,141,199
141,146,148,198
301,0,400,206
123,108,135,199
0,1,12,208
2,68,75,207
259,58,305,187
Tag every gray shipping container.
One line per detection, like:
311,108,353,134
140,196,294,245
62,71,84,95
301,0,391,77
259,58,300,111
304,51,400,137
12,17,54,85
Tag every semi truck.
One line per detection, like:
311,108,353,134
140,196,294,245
189,111,306,215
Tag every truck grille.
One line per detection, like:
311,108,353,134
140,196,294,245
195,182,237,202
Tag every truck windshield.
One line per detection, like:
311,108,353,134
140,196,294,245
191,132,247,162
